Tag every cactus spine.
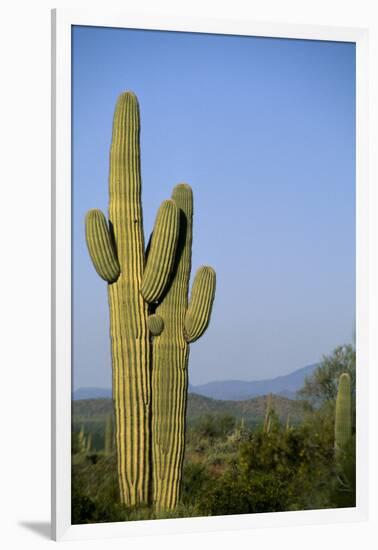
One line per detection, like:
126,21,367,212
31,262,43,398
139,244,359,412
152,185,216,510
335,372,352,453
85,91,216,509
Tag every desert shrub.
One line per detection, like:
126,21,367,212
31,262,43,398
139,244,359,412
196,418,338,516
181,462,212,506
71,477,97,524
193,414,236,443
329,435,356,508
72,453,125,523
197,469,290,516
299,345,356,405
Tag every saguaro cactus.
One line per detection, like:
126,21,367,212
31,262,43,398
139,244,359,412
285,413,291,433
77,425,87,454
85,92,181,506
263,393,273,433
335,372,352,453
85,91,216,509
151,184,216,510
86,433,93,454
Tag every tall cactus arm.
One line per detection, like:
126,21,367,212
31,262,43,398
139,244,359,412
141,199,180,303
85,209,120,283
184,266,216,343
109,91,145,272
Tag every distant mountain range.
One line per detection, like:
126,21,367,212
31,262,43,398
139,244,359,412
73,363,318,401
188,363,318,400
73,393,305,427
73,387,112,400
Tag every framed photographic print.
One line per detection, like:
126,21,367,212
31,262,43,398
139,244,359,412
51,8,369,541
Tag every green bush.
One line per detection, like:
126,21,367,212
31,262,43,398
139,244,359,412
329,435,356,508
181,462,211,506
193,414,236,442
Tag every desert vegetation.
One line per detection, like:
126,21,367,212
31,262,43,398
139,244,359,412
72,344,356,523
79,88,355,524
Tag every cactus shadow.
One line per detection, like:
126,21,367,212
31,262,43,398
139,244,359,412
156,209,188,307
108,220,118,258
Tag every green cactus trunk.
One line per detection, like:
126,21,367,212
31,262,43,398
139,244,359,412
78,425,86,454
152,185,216,510
151,186,191,510
107,94,151,506
85,91,216,509
86,433,92,454
263,394,273,433
335,372,352,453
285,413,291,433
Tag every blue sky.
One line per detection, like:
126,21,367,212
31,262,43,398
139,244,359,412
72,26,355,390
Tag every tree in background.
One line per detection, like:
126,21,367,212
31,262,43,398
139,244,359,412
298,344,355,406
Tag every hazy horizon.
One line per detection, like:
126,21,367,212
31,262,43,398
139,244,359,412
74,362,320,391
72,26,355,390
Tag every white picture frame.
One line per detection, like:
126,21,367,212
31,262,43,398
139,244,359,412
51,8,369,542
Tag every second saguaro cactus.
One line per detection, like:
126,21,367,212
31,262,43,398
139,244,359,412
263,393,273,433
85,91,216,509
152,184,216,510
335,372,352,453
